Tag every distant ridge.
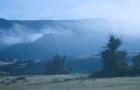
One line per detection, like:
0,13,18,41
0,18,140,59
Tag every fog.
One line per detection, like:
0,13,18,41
0,23,76,45
0,18,140,46
0,0,140,40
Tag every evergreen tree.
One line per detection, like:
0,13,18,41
45,54,69,75
101,36,128,76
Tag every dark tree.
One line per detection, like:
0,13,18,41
132,54,140,75
101,36,128,76
45,54,69,75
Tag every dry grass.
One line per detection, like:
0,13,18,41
0,74,140,90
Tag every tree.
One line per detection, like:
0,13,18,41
132,54,140,75
45,54,70,75
101,35,128,76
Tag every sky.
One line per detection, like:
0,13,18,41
0,0,140,22
0,0,140,45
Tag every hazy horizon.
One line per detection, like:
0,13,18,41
0,0,140,22
0,0,140,53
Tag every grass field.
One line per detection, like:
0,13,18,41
0,74,140,90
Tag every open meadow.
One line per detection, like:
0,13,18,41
0,74,140,90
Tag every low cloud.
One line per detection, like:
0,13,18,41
0,24,45,45
1,18,140,46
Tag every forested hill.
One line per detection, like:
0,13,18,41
0,18,140,59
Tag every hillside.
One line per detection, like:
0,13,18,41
0,18,140,59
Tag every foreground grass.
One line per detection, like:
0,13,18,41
0,74,140,90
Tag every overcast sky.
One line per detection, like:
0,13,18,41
0,0,140,22
1,0,140,45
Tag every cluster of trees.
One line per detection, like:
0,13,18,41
45,54,70,75
45,35,140,77
91,36,140,77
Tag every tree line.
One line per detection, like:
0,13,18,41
45,35,140,77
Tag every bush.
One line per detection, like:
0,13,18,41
131,54,140,75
